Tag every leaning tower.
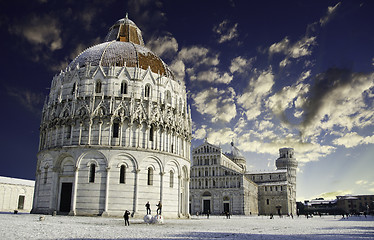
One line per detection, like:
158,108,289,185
276,148,298,215
31,15,192,218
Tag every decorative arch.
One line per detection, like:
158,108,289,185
165,159,181,176
141,155,163,173
110,152,138,171
76,150,108,169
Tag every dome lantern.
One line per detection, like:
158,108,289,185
104,13,144,46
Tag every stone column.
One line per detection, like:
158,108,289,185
31,170,41,213
50,167,60,213
128,123,132,147
88,120,92,145
160,172,165,203
78,123,83,145
54,126,59,147
70,123,74,145
145,125,150,149
69,167,79,216
108,120,113,146
102,167,111,216
185,177,190,216
98,121,103,145
133,169,140,215
119,122,123,146
136,124,141,148
61,125,65,146
178,175,182,217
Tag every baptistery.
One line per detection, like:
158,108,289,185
31,15,192,218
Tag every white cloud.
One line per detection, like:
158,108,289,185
266,81,309,119
333,132,374,148
237,68,275,120
170,59,186,80
317,190,352,200
207,128,235,145
193,125,207,140
230,56,255,74
191,68,233,84
146,34,178,58
289,36,316,58
10,14,62,51
269,37,290,55
355,180,368,185
192,87,237,122
320,2,341,26
213,20,239,43
268,36,316,66
279,58,290,67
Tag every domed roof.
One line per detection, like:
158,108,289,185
68,15,175,79
231,141,245,159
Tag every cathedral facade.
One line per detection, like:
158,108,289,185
190,142,297,216
31,15,192,218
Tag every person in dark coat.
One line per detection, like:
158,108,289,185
156,201,162,215
145,201,151,215
123,210,130,226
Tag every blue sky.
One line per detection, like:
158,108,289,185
0,0,373,201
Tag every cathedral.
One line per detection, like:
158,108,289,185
31,15,192,218
190,141,298,216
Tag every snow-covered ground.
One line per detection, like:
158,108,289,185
1,213,373,239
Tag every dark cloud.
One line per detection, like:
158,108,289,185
300,68,366,129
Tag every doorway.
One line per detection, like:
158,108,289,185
59,182,72,213
203,199,210,214
224,203,230,213
18,195,25,210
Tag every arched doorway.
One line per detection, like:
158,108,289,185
202,191,211,214
223,196,230,213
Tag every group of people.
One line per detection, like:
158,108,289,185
123,201,163,226
145,201,162,215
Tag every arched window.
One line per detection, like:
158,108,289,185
179,98,182,112
89,164,96,183
43,167,48,184
66,125,71,139
120,81,127,94
71,83,76,95
113,122,119,138
95,80,102,93
145,84,151,98
147,167,153,185
149,125,154,141
267,199,270,205
169,170,174,188
120,165,126,184
165,90,171,104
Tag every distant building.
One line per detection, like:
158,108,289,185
336,195,374,214
299,195,374,215
0,176,34,213
301,198,340,215
190,141,298,216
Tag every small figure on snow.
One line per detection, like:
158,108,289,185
145,201,151,215
123,210,130,226
156,201,162,215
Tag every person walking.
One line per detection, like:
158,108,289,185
123,210,130,226
145,201,151,215
156,201,162,215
